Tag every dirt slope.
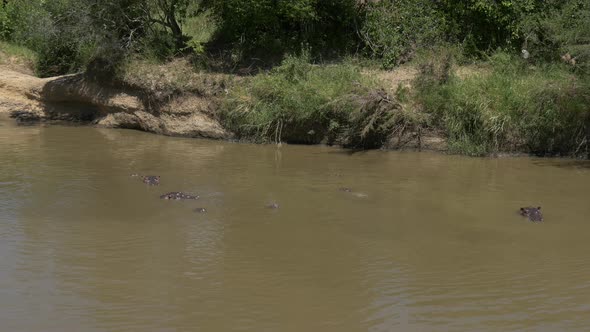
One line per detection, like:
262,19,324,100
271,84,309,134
0,67,230,139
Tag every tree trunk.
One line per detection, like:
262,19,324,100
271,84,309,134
166,11,185,51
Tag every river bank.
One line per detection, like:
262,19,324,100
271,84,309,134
1,51,588,158
0,58,447,152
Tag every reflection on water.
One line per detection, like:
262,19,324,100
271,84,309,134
1,117,590,331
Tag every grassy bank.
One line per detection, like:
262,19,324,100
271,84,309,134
214,51,589,158
220,55,420,149
415,52,590,157
2,43,588,158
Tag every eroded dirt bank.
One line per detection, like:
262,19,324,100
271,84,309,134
0,65,447,151
0,67,230,139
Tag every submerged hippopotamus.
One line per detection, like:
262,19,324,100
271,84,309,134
519,206,543,222
141,176,160,186
265,202,279,209
160,192,199,200
193,207,207,213
130,174,161,186
339,187,368,198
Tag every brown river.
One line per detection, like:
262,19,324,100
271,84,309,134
1,116,590,331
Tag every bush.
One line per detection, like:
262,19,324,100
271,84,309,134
208,0,360,60
1,0,100,77
533,1,590,71
361,0,446,69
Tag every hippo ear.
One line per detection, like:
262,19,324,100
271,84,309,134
520,208,525,211
537,206,541,210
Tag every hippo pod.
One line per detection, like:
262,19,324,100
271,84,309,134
160,192,199,200
519,206,543,222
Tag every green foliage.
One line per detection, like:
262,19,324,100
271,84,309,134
361,0,446,69
416,51,590,157
360,0,589,67
183,9,217,54
0,3,12,39
3,0,588,77
443,0,538,50
531,0,590,70
1,0,100,76
208,0,360,59
144,0,192,53
140,28,178,60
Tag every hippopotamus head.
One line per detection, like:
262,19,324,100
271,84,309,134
266,202,279,209
193,208,207,213
519,206,543,222
339,187,353,193
141,175,160,185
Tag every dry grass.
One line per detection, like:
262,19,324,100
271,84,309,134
0,41,36,75
119,58,234,98
364,65,419,93
159,95,214,116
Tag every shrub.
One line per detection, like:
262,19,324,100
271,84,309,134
361,0,446,69
208,0,360,60
1,0,100,77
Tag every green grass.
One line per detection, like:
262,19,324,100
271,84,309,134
221,55,364,144
417,51,590,157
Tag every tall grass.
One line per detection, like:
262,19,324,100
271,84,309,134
220,55,416,147
416,51,590,157
221,55,366,144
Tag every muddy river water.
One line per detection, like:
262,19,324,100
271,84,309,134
1,117,590,331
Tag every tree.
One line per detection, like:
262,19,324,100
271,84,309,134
146,0,191,51
206,0,359,57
